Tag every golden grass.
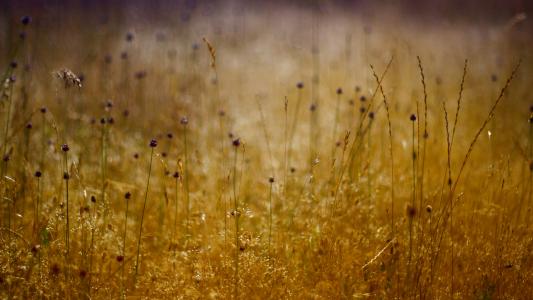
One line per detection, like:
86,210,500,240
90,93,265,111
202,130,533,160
1,3,533,299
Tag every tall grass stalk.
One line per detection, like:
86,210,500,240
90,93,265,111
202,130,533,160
135,140,156,279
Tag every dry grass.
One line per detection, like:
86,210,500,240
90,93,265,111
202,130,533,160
1,2,533,299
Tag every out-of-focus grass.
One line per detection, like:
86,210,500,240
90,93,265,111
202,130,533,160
1,2,533,299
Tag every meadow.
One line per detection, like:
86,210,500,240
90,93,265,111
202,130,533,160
1,1,533,299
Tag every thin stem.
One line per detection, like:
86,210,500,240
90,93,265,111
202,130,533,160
135,147,154,278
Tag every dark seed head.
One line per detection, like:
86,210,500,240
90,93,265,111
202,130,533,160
125,192,131,199
167,133,173,139
161,152,167,157
63,172,70,180
149,139,158,148
359,95,366,102
105,100,113,108
123,109,129,117
360,107,366,113
133,153,139,159
406,204,416,218
410,114,416,121
91,196,96,203
126,32,134,42
34,171,42,178
121,52,128,60
290,167,296,173
296,82,304,89
40,107,47,114
21,16,31,26
180,117,189,125
31,244,40,254
116,255,124,262
61,144,69,152
3,155,9,162
232,138,241,147
26,122,32,129
100,118,106,125
268,177,275,183
79,270,87,278
10,61,18,69
310,103,317,112
369,112,375,119
355,86,361,93
173,171,180,178
107,117,114,124
426,205,433,213
336,88,343,95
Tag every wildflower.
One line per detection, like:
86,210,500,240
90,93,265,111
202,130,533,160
149,139,157,148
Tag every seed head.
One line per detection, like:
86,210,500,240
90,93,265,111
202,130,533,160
26,122,32,129
268,177,275,183
426,205,433,213
63,172,70,180
173,171,180,178
125,192,131,199
121,52,128,60
369,112,375,119
296,82,304,89
91,196,96,203
34,170,42,178
40,107,47,114
336,87,343,95
167,133,173,139
116,255,124,262
355,86,361,93
232,138,241,147
406,204,416,218
61,144,69,152
55,68,82,89
410,114,416,121
180,117,189,125
149,139,158,148
10,61,17,69
359,95,366,102
2,155,9,162
134,71,147,80
310,103,317,111
126,32,134,42
21,16,31,26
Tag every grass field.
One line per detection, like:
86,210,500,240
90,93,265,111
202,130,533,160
1,1,533,299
